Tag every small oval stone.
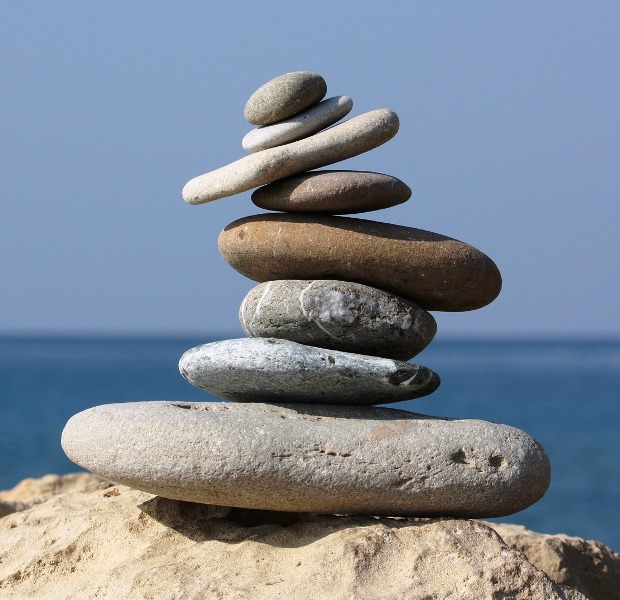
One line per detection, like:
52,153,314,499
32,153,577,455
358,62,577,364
183,109,399,205
240,280,436,360
242,96,353,152
178,338,440,405
218,214,502,312
244,71,327,125
62,401,551,517
252,170,411,214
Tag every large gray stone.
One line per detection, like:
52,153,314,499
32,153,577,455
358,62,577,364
182,109,399,204
244,71,327,125
240,280,436,360
61,401,551,517
242,96,353,152
252,169,411,214
178,338,439,404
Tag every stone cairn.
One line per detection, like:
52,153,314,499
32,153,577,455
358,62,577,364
62,72,550,518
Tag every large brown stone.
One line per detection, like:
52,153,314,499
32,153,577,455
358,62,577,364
252,170,411,214
219,214,502,311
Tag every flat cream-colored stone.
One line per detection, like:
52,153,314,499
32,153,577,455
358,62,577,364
242,96,353,152
219,214,502,312
183,109,399,204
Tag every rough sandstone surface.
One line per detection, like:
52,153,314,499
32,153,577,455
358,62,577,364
182,109,399,204
219,214,502,311
242,96,353,152
240,280,437,360
0,475,602,600
251,169,412,214
61,401,550,517
244,71,327,125
179,338,440,404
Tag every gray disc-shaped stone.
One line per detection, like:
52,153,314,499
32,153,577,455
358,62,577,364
182,109,399,204
240,280,436,361
61,401,551,517
252,170,411,214
242,96,353,152
178,338,439,405
244,71,327,125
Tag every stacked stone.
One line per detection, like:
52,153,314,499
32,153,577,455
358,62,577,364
62,72,551,518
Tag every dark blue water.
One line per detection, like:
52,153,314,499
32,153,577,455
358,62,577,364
1,336,618,550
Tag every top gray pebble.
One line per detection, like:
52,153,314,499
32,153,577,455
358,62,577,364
244,71,328,125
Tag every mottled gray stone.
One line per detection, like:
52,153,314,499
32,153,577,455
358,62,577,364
61,401,551,516
244,71,327,125
178,338,439,405
240,280,436,360
242,96,353,152
183,109,399,204
252,170,411,214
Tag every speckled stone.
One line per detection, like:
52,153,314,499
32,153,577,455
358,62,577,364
240,280,436,360
242,96,353,152
244,71,327,125
178,338,439,405
252,170,411,214
62,401,551,516
218,214,502,312
182,109,399,204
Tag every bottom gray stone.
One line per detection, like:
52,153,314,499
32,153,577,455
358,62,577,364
61,401,551,517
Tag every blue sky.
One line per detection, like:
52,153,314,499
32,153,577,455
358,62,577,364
1,2,618,337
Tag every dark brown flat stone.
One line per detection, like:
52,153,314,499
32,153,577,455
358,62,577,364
252,170,411,214
218,214,502,312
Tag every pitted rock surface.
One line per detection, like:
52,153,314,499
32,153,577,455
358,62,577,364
242,96,353,152
252,170,411,214
240,280,436,360
183,109,399,204
179,338,439,404
244,71,327,125
61,401,551,517
219,214,502,311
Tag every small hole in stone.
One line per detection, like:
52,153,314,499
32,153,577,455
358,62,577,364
451,449,467,464
489,455,504,468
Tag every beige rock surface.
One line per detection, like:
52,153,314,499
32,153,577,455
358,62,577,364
0,474,609,599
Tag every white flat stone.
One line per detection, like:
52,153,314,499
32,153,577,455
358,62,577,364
178,338,440,405
61,401,551,517
242,96,353,152
182,109,399,204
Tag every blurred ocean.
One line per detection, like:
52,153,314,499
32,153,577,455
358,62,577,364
1,336,618,550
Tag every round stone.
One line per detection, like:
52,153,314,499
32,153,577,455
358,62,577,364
244,71,327,126
178,338,440,405
252,170,411,214
218,214,502,312
242,96,353,152
240,280,436,360
182,109,399,204
62,401,551,517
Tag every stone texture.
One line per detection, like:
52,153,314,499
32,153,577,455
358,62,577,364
240,280,436,360
242,96,353,152
252,169,412,214
183,109,399,204
244,71,328,125
179,338,440,404
489,523,620,600
219,214,502,311
62,401,550,517
0,479,592,600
